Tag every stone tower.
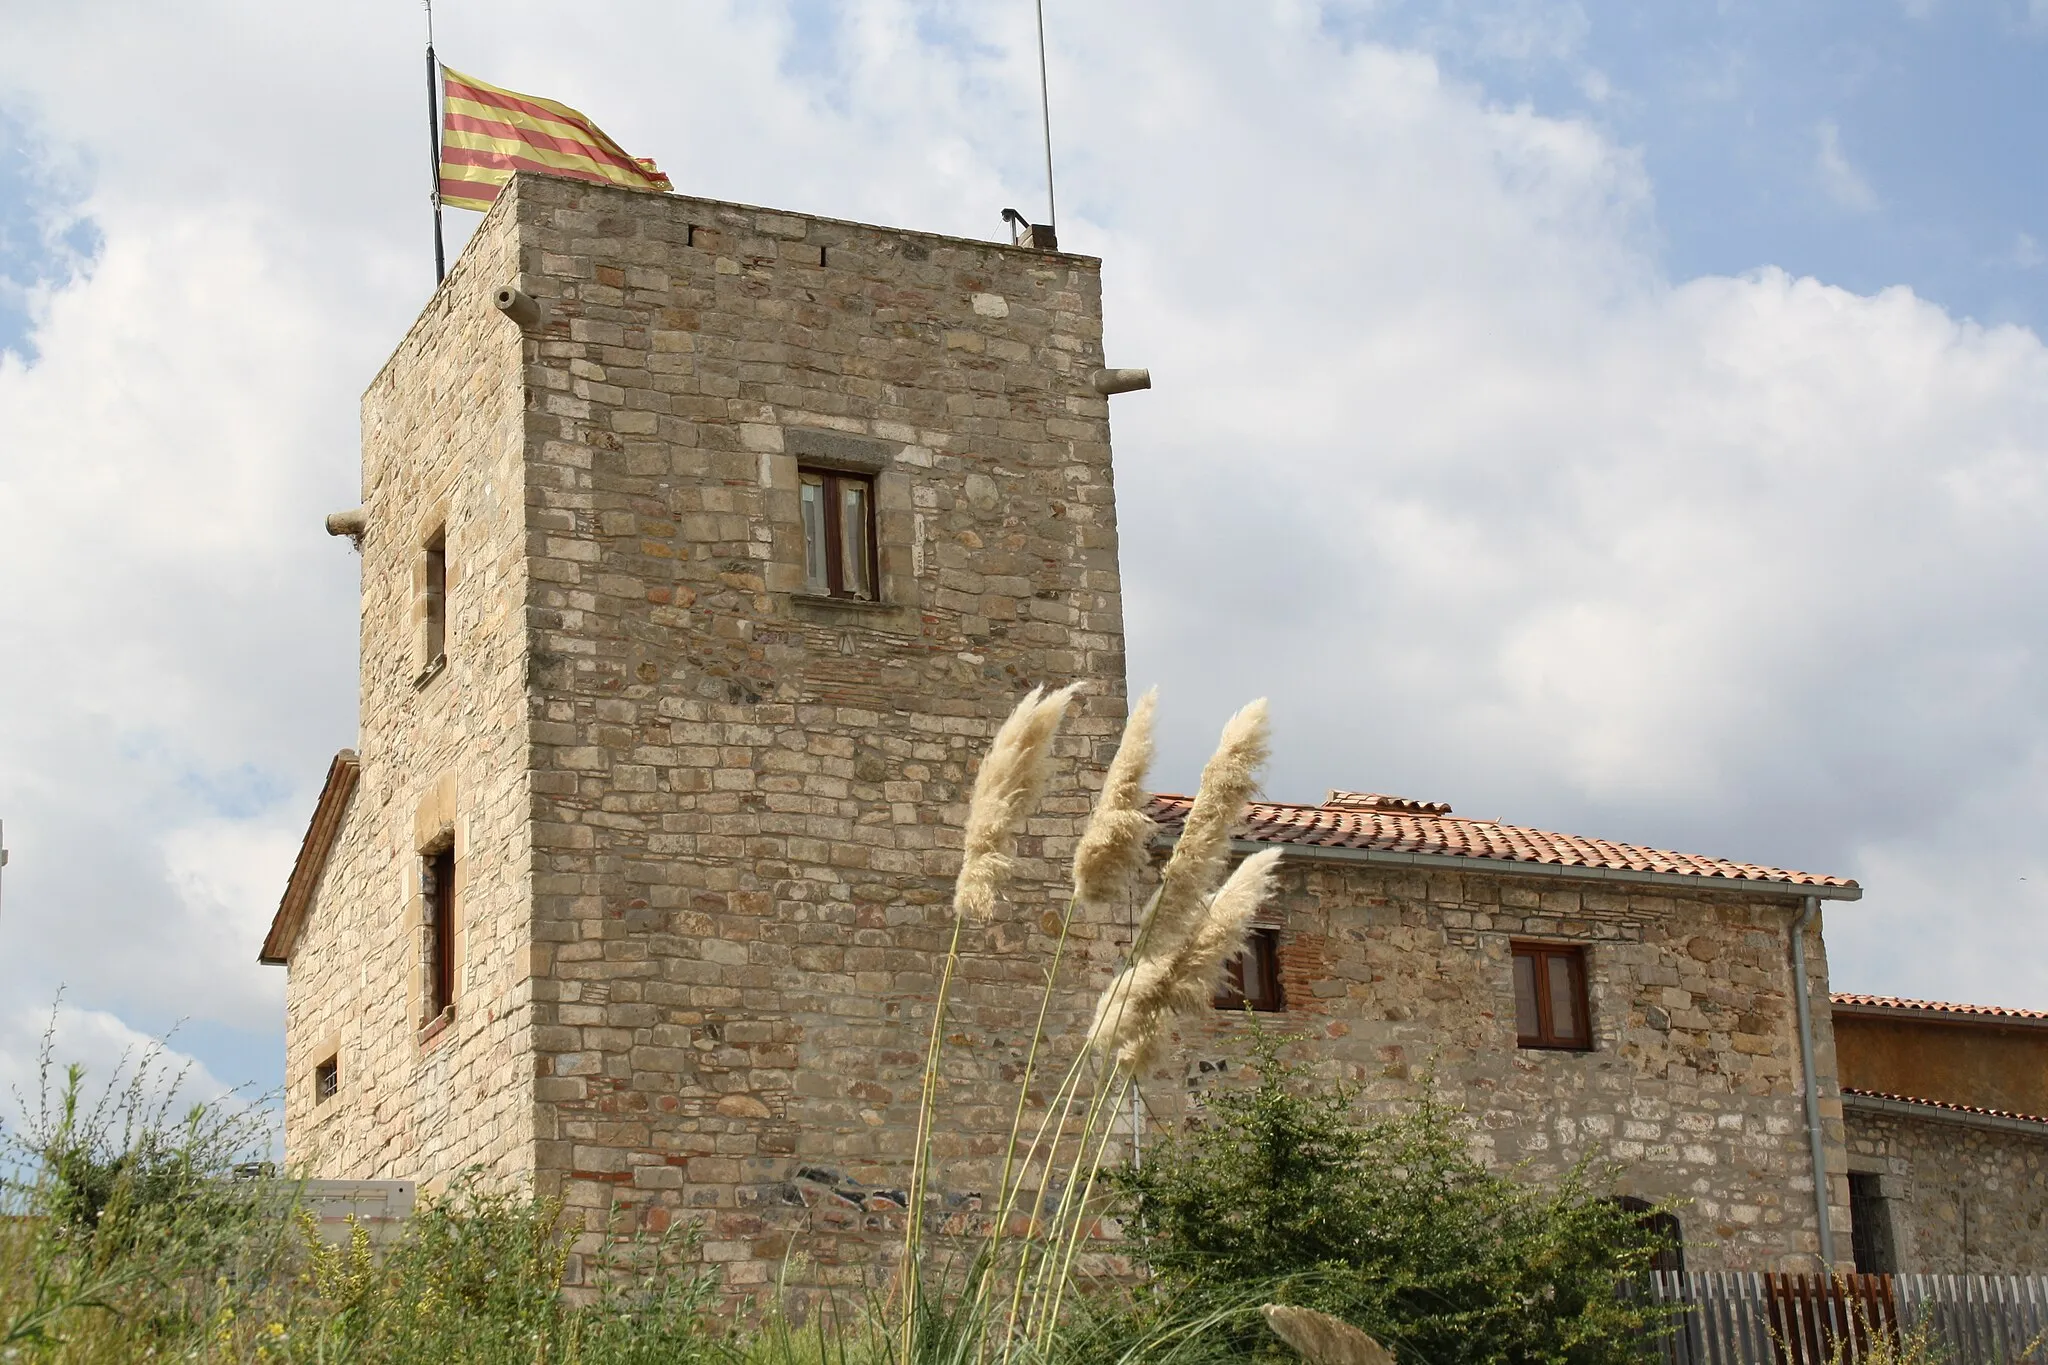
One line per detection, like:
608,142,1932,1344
262,173,1133,1291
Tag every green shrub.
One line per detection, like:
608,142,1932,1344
1108,1025,1678,1365
1,1027,728,1363
272,1176,726,1364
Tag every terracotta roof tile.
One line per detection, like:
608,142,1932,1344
1146,793,1857,891
1830,993,2048,1024
259,750,359,966
1841,1087,2048,1129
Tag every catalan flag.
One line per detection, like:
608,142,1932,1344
437,64,672,212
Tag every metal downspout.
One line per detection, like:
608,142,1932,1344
1791,893,1837,1269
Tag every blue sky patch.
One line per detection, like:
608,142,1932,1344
0,108,101,363
1330,0,2048,333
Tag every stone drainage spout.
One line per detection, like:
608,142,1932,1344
1791,893,1836,1270
1090,368,1151,396
494,286,542,330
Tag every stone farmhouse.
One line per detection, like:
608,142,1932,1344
1832,994,2048,1275
259,172,2048,1292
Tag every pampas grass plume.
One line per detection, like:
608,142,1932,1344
1261,1304,1395,1365
954,682,1083,920
1091,848,1283,1070
1071,687,1158,908
1141,698,1269,960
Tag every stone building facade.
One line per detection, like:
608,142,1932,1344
1841,1099,2048,1275
1141,792,1863,1274
263,172,2015,1291
265,173,1132,1290
1834,998,2048,1274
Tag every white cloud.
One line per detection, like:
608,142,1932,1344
1,0,2046,1091
1816,119,1879,212
0,1003,234,1137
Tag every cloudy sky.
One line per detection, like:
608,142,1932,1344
3,0,2046,1107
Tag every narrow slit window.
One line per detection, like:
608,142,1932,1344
420,529,447,673
1214,927,1285,1012
1848,1173,1897,1274
1512,941,1590,1050
425,845,456,1020
314,1055,339,1103
799,467,877,600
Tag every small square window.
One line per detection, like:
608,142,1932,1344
314,1055,339,1103
1214,927,1285,1012
1512,941,1590,1050
799,468,876,600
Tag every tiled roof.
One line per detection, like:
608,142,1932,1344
1841,1088,2048,1131
1830,994,2048,1025
259,750,359,965
1146,792,1858,893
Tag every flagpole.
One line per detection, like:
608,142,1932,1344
1034,0,1056,231
426,1,446,283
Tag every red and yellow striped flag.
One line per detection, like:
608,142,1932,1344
437,65,672,212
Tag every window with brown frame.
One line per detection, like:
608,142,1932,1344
424,845,456,1020
1512,941,1590,1049
1214,927,1285,1012
799,467,877,600
314,1055,339,1103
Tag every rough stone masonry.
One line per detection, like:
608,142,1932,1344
267,171,1892,1293
271,173,1132,1292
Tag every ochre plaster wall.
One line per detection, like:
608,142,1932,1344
1834,1014,2048,1118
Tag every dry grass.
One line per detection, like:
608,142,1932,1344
1260,1304,1395,1365
1071,687,1158,910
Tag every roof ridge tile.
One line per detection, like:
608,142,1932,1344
1146,792,1856,890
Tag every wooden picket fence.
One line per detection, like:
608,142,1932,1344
1641,1272,2048,1365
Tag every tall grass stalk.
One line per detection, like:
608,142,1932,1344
895,687,1275,1362
901,683,1081,1354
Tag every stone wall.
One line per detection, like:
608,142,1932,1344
1845,1104,2048,1274
282,171,1872,1295
1144,856,1854,1272
501,176,1131,1293
282,196,539,1189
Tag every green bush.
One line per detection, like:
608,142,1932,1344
271,1177,725,1364
1108,1025,1679,1365
1,1030,727,1363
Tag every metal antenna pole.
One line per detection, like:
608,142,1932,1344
426,0,446,283
1034,0,1056,230
0,819,9,924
